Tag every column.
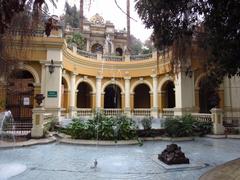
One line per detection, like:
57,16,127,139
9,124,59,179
174,71,195,116
96,76,102,112
43,47,64,119
86,39,90,52
151,75,158,118
124,77,131,115
43,61,62,118
69,73,77,117
158,91,165,117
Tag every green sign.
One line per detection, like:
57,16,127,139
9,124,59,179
47,91,57,98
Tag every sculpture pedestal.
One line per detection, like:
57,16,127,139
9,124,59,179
31,107,45,138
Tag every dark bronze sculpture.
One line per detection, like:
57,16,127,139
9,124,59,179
158,144,189,165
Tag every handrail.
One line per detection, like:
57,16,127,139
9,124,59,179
191,113,212,122
77,49,97,59
76,108,93,116
132,108,151,116
130,54,152,61
162,108,175,117
6,29,45,37
102,55,124,62
104,108,122,116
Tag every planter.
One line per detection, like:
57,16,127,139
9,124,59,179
137,129,165,137
160,136,194,141
227,134,240,139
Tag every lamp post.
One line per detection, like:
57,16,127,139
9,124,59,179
49,59,55,74
185,66,193,78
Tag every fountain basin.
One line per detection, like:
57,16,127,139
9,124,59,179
0,163,27,179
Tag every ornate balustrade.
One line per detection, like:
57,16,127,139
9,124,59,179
132,108,151,117
6,29,45,37
162,108,175,117
191,113,212,122
130,54,152,61
102,55,124,62
77,49,97,59
223,117,240,127
104,108,122,116
76,108,93,117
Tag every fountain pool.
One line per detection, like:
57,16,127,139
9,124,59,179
0,138,240,180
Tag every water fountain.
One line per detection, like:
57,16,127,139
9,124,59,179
0,111,27,179
0,110,16,143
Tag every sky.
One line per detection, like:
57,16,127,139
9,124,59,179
48,0,153,42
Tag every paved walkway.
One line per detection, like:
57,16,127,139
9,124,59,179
200,158,240,180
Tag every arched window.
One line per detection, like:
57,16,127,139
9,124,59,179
104,84,121,108
134,84,150,108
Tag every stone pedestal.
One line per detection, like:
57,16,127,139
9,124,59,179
210,108,225,135
31,107,45,138
151,107,159,118
69,106,77,118
124,107,131,116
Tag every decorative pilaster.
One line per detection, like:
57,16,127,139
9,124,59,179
151,74,158,117
69,73,77,117
96,76,103,112
124,77,131,115
86,39,90,52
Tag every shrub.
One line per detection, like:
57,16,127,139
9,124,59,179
44,116,58,132
114,115,137,140
65,113,137,140
193,121,213,136
164,115,196,137
141,116,153,130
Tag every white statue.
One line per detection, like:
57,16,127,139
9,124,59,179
104,34,112,54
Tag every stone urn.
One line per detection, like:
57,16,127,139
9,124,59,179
35,94,45,107
158,144,189,165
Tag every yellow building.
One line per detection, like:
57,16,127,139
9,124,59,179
0,19,240,137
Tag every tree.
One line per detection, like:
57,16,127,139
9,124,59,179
64,2,80,28
135,0,240,84
129,35,143,55
67,32,85,50
142,37,154,54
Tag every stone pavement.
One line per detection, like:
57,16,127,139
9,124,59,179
0,138,239,180
200,158,240,180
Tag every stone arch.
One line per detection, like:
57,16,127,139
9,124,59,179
75,77,96,93
104,84,122,108
158,75,174,92
62,74,70,90
133,84,151,108
195,73,207,89
61,76,69,109
91,43,103,53
195,73,223,113
102,80,124,94
115,47,123,56
18,64,40,84
130,79,153,94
